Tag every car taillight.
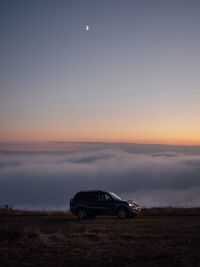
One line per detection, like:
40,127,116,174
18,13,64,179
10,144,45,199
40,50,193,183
70,199,73,205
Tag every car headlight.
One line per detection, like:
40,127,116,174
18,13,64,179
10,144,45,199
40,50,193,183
128,203,133,207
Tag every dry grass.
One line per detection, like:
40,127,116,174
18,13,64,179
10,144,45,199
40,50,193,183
0,208,200,266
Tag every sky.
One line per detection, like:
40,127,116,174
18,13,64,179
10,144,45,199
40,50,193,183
1,1,200,209
1,0,200,145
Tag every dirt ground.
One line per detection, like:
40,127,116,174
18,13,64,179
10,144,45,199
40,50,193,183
0,208,200,266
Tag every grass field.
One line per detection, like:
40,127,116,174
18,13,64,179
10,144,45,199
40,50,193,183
0,208,200,266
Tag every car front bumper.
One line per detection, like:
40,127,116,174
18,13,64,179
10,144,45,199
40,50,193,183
129,206,141,214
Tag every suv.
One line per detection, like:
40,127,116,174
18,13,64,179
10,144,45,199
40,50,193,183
70,190,141,219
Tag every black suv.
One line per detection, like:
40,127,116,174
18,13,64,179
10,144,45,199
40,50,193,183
70,190,141,219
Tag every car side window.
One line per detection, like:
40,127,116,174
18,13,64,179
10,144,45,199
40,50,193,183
98,193,105,201
87,192,98,201
105,193,112,201
98,193,112,201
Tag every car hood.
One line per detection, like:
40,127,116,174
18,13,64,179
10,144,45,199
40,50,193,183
117,199,139,207
117,200,130,205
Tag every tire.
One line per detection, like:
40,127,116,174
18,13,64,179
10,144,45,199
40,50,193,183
117,207,128,219
76,207,88,219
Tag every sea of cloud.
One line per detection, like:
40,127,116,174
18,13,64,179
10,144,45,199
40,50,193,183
0,143,200,210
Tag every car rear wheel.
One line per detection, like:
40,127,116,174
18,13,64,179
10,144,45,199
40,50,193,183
76,208,88,219
117,207,128,219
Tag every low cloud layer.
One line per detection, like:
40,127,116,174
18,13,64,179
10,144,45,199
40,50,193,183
0,143,200,209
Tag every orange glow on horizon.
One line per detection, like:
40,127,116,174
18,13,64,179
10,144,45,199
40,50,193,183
1,121,200,147
1,136,200,151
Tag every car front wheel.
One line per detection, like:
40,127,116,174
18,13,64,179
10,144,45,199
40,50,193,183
76,208,88,219
117,207,128,219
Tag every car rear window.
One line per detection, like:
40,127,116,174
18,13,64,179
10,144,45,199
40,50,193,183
74,193,86,200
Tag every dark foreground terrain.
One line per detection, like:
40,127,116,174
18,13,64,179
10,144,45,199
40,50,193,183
0,208,200,266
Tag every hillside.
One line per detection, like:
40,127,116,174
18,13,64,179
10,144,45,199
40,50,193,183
0,208,200,266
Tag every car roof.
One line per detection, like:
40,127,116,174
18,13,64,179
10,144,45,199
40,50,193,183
78,190,108,193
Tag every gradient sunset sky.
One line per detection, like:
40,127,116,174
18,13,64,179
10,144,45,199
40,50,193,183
1,0,200,145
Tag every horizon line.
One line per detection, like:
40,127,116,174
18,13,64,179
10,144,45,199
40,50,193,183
0,140,200,152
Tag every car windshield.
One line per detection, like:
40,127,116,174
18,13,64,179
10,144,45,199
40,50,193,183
110,192,121,200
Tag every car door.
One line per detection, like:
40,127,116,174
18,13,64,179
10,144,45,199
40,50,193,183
86,192,101,214
96,192,114,215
